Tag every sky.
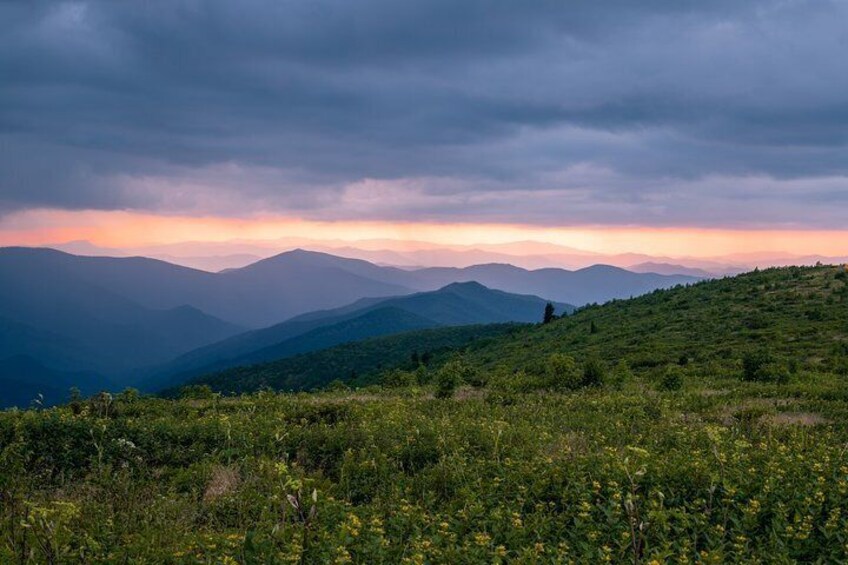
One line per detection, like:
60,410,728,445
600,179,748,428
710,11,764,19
2,0,848,258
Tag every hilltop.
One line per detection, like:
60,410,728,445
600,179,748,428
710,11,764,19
463,264,848,378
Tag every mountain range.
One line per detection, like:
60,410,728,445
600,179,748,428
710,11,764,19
0,246,698,406
51,238,848,276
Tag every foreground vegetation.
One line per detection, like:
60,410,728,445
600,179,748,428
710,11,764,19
2,265,848,563
3,376,848,563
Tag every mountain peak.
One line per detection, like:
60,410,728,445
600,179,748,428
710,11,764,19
439,280,489,293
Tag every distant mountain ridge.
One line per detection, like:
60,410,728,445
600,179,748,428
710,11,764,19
140,281,573,391
404,263,698,305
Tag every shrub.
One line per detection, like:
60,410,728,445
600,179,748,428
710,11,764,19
758,362,791,384
608,360,633,390
433,358,475,399
485,370,534,405
658,365,684,391
581,357,606,387
380,369,417,388
742,350,769,381
742,350,788,382
415,364,430,386
545,353,581,390
179,384,215,400
434,368,460,399
325,379,350,392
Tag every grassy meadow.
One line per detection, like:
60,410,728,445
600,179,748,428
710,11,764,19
2,265,848,563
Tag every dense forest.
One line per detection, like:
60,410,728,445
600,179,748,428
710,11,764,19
2,265,848,562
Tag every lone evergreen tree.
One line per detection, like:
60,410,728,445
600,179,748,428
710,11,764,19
543,302,556,324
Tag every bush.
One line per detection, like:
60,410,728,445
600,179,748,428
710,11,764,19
415,364,430,385
658,365,684,391
178,384,215,400
581,357,606,387
434,368,460,399
758,362,791,384
433,358,476,399
545,353,581,391
608,360,633,390
325,379,350,392
742,350,770,381
380,369,417,388
742,350,788,383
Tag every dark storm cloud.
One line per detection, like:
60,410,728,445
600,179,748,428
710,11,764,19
1,0,848,227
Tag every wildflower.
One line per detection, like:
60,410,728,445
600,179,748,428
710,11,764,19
344,514,362,537
474,532,492,546
335,546,352,564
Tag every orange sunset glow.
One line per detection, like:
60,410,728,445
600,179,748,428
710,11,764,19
2,208,848,259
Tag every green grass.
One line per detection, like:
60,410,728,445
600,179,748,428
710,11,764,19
3,377,848,563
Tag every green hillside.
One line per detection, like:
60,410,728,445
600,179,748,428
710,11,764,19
465,264,848,378
192,265,848,393
187,323,524,394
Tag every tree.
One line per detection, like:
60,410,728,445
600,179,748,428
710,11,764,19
543,302,556,324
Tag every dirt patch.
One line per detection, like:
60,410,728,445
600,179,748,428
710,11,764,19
740,398,794,410
203,466,240,503
454,387,487,401
305,393,381,404
717,398,796,425
764,412,830,427
699,389,731,397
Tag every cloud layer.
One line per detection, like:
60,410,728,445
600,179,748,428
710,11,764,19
2,0,848,227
